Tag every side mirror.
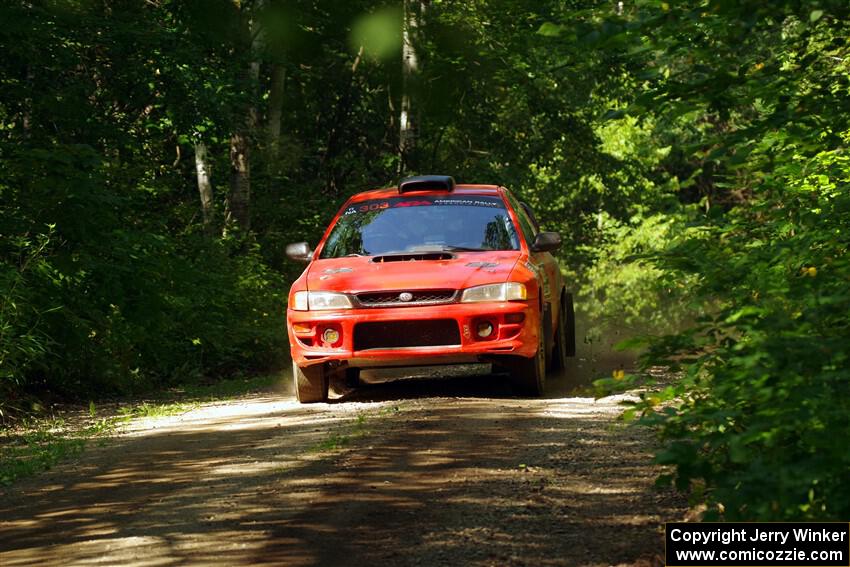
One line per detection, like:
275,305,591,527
286,242,313,263
530,232,561,253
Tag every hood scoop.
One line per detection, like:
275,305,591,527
372,252,453,263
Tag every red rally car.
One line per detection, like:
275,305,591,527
285,175,575,402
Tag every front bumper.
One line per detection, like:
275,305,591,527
287,301,539,369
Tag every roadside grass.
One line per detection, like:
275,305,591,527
0,374,283,487
0,420,87,486
0,415,119,487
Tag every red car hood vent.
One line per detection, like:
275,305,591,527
371,252,453,263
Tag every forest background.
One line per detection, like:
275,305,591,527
1,0,848,522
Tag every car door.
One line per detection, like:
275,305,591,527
519,202,561,301
503,192,562,343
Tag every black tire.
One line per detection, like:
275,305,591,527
509,320,546,396
552,292,576,371
293,360,328,403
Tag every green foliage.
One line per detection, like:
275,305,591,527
580,211,695,337
573,0,850,520
577,113,692,335
639,147,850,520
0,229,57,398
0,2,286,402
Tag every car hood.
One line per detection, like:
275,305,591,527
305,251,522,294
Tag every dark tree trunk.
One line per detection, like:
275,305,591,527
226,132,251,231
267,63,286,163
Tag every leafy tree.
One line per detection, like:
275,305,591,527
579,0,850,519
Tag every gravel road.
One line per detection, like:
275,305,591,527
0,353,685,566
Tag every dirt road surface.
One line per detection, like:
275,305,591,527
0,354,685,566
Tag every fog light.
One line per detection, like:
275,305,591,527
322,328,340,345
476,321,494,338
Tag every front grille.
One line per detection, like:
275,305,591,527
356,289,456,307
353,320,461,350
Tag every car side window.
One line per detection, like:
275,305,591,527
520,202,541,233
504,191,538,246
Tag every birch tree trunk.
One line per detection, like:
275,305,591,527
398,0,428,176
194,141,215,233
225,0,264,233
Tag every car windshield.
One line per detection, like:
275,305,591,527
319,195,520,258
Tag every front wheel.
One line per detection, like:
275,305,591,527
293,360,328,403
509,321,546,396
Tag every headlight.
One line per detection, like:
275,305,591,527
290,291,353,311
460,282,527,303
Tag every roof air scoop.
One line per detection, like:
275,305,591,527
398,175,455,194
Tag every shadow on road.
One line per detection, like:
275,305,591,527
0,380,682,567
0,318,677,566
